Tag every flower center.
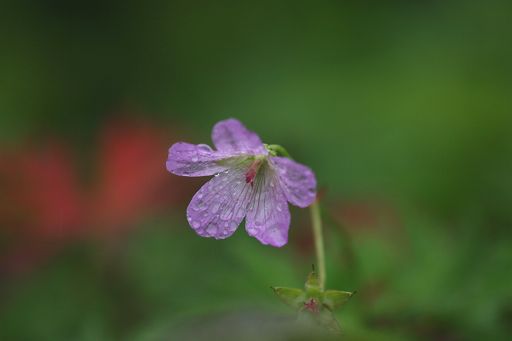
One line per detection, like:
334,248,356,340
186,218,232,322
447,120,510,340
245,157,265,186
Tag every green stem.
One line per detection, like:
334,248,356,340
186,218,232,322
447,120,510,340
310,199,326,290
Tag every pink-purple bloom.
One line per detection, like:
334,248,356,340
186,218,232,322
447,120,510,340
166,118,316,247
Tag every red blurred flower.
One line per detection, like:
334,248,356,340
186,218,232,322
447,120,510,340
0,141,83,240
0,142,84,274
90,119,187,235
0,116,191,274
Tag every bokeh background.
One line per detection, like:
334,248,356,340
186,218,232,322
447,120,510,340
1,1,511,340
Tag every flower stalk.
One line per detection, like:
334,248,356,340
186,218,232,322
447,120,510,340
310,199,326,290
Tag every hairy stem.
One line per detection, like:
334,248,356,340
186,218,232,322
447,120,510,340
310,199,326,290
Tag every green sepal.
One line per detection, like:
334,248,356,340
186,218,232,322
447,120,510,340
322,290,355,311
272,269,355,334
264,144,292,158
271,287,305,309
315,308,342,333
305,270,320,291
297,308,341,333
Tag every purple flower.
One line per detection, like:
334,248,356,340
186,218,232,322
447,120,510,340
166,118,316,247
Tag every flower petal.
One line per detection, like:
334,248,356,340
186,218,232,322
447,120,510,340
186,163,252,239
166,142,230,177
211,118,267,155
271,157,316,208
245,167,290,247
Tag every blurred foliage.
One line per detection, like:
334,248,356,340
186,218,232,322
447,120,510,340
1,0,512,340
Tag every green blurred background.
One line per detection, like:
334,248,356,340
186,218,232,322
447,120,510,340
1,0,511,340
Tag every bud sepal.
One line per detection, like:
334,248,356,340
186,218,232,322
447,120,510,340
272,269,355,333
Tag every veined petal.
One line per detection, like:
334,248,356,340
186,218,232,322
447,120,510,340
186,163,252,239
212,118,267,155
245,166,290,247
271,157,316,208
166,142,230,177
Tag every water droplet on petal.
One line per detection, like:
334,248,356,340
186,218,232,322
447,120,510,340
197,144,212,153
220,210,231,220
195,201,208,211
192,221,201,229
268,228,285,246
191,156,198,162
211,202,220,213
255,215,265,225
206,225,217,235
